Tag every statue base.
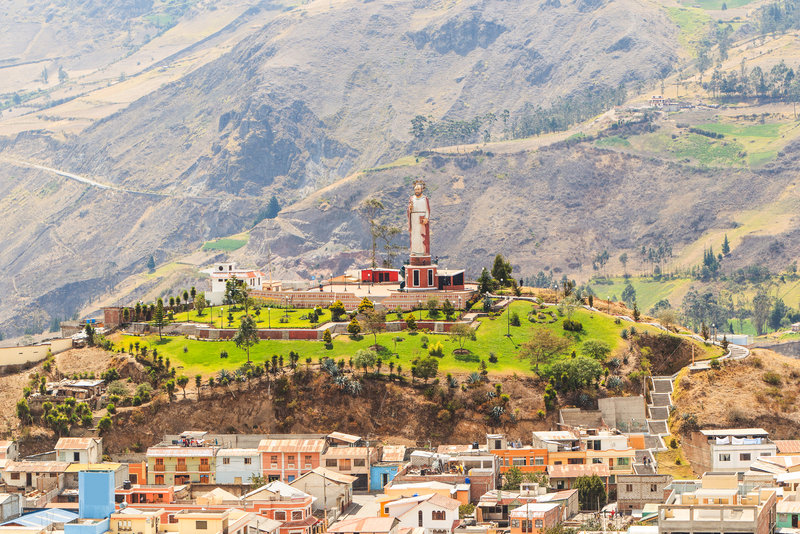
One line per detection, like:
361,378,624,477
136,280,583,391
410,255,431,266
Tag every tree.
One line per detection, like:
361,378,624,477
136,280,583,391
770,298,788,332
559,294,581,322
442,299,456,320
415,356,439,382
195,375,202,398
574,474,607,510
98,415,113,433
361,309,386,347
581,340,612,361
323,329,333,345
406,313,417,331
41,67,48,83
16,399,31,425
426,296,440,318
619,252,629,273
153,298,168,340
84,323,96,347
450,322,476,351
233,315,260,364
165,379,176,401
621,282,637,308
518,327,570,373
353,349,377,375
347,317,362,336
147,255,156,271
633,302,641,322
330,300,347,321
491,254,513,286
177,375,189,399
266,195,281,219
657,308,678,330
361,199,385,268
477,268,494,294
752,290,771,336
502,466,525,490
550,357,604,390
722,234,731,255
358,297,375,314
195,292,207,316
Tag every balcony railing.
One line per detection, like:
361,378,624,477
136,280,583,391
611,464,631,470
154,465,165,472
199,464,211,472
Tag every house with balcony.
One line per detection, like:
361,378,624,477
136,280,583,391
326,433,364,448
390,451,498,503
216,449,261,485
683,429,778,476
384,493,461,534
258,439,326,484
487,435,547,475
475,485,578,525
146,446,218,485
547,464,610,492
321,446,378,491
658,473,777,534
243,481,317,534
56,438,103,464
115,484,177,505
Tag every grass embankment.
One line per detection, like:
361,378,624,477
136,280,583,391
173,306,332,328
116,302,668,377
202,232,249,252
656,439,695,479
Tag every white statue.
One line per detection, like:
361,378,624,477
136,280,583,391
407,181,431,256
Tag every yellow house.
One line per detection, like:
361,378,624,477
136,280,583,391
146,447,217,485
110,508,163,534
585,449,637,481
163,509,252,534
384,481,455,499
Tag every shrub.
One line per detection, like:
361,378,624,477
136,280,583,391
669,437,677,449
763,371,781,386
620,329,628,339
428,341,445,358
220,350,229,358
629,326,637,335
710,357,721,369
107,380,128,397
751,357,763,368
675,458,682,465
133,396,142,406
537,409,546,419
488,352,498,363
106,403,116,414
562,319,583,332
437,409,451,422
420,335,429,348
606,376,623,390
510,311,521,327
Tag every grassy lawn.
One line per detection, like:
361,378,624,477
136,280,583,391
656,440,695,479
698,123,781,138
665,7,715,54
173,306,331,328
678,0,756,9
117,302,677,377
595,136,631,149
202,232,249,252
590,277,689,312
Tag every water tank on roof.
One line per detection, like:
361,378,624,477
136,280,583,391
472,441,479,449
465,477,471,484
123,480,131,490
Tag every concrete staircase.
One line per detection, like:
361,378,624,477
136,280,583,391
645,377,674,437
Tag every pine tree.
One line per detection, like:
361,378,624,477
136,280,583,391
153,298,168,340
722,234,730,255
147,255,156,271
266,195,281,219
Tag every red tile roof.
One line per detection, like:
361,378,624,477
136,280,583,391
258,439,326,454
776,441,800,454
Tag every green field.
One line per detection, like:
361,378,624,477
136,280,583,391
665,7,715,55
117,302,671,377
590,277,689,312
173,306,332,328
748,150,777,167
202,237,249,252
698,123,782,138
678,0,757,10
672,133,744,166
595,136,631,149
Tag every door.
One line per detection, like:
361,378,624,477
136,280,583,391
793,515,798,528
26,473,32,486
381,473,389,487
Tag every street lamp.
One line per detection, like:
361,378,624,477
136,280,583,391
344,272,347,291
607,295,611,315
268,307,271,329
418,300,422,320
712,323,716,343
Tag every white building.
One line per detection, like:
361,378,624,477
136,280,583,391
384,493,461,534
205,263,267,305
56,437,103,464
215,449,261,485
702,429,778,472
0,441,19,461
290,467,357,514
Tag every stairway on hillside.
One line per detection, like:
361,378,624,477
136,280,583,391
645,377,674,437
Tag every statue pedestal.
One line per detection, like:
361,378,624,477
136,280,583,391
405,262,438,290
409,255,431,266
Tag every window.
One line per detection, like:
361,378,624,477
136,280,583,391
292,511,303,521
129,474,138,484
10,472,19,480
326,459,337,467
568,458,583,464
74,452,80,462
535,520,543,528
512,458,527,466
625,484,633,492
553,461,562,465
155,458,164,465
432,511,445,521
196,522,208,530
288,475,295,482
428,269,434,287
418,511,423,527
304,455,312,466
719,454,731,462
275,512,286,521
617,458,630,466
288,455,295,466
592,458,604,464
651,484,658,492
740,453,752,461
155,475,164,485
511,520,520,528
413,270,419,287
244,458,252,465
534,457,544,466
354,459,365,467
760,452,772,457
384,506,390,514
200,475,209,484
223,458,231,465
271,455,278,464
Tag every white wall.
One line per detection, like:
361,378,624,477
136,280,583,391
395,502,458,534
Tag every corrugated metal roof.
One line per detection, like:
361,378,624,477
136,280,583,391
0,441,14,450
55,438,99,450
291,467,358,485
382,446,406,462
146,447,216,457
1,509,79,527
216,449,260,457
700,428,769,437
776,441,800,454
5,462,71,473
437,445,472,454
533,431,576,441
328,432,360,443
328,517,397,533
257,439,326,453
778,501,800,514
547,464,610,478
508,503,561,517
323,447,372,457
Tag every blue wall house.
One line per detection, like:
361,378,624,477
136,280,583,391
78,470,115,519
370,464,401,491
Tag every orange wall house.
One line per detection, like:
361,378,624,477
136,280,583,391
258,439,326,483
509,503,561,534
127,462,147,485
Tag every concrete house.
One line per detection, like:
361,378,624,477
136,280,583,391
258,439,326,484
683,429,778,475
289,467,357,515
384,493,461,534
321,446,378,491
146,446,218,485
56,437,103,464
508,503,561,534
487,434,547,475
328,517,400,534
215,449,261,485
371,445,407,491
616,474,673,514
658,473,777,534
0,441,19,461
2,461,70,492
243,480,316,534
